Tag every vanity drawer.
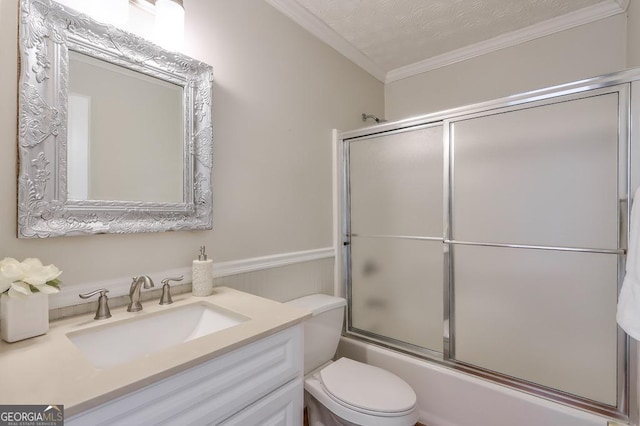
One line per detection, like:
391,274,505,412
66,324,303,426
219,378,303,425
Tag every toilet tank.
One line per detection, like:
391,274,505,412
285,294,347,375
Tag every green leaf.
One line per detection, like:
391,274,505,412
47,279,62,288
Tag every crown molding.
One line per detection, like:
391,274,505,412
386,0,627,83
264,0,387,82
263,0,628,85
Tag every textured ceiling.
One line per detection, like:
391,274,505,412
292,0,608,72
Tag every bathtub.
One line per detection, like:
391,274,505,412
337,336,620,426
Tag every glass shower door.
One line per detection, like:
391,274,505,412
348,124,444,353
343,82,629,418
448,89,625,406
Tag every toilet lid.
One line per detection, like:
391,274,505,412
319,358,416,414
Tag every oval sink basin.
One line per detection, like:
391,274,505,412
67,302,249,369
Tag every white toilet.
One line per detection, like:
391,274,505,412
286,294,418,426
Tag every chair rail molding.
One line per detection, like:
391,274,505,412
49,247,335,309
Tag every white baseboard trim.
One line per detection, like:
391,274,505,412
49,247,335,309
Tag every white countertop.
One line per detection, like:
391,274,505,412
0,287,310,416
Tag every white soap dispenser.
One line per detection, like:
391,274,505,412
192,246,213,297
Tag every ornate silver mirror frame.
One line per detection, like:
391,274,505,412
17,0,213,238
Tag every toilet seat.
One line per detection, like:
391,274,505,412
320,358,417,415
304,358,418,426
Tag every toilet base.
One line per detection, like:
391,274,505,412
306,391,359,426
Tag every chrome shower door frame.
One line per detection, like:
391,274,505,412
340,69,640,422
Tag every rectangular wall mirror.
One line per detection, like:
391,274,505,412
17,0,213,238
67,51,185,203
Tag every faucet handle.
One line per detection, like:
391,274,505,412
79,289,112,320
160,276,184,305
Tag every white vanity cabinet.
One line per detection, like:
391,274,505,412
66,325,303,426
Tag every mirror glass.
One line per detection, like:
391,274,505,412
67,51,185,203
17,0,213,238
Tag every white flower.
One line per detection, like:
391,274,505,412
0,257,24,281
21,258,62,286
0,258,24,294
8,281,32,298
0,276,12,294
0,257,62,298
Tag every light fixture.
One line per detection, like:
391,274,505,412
154,0,185,51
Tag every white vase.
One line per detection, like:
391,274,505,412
0,292,49,343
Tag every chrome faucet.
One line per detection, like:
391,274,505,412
127,275,154,312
